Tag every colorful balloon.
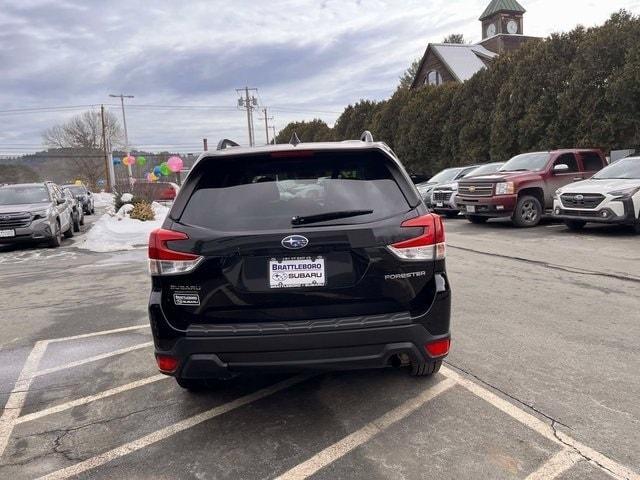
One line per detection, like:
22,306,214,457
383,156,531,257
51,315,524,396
153,166,162,176
167,156,183,173
136,156,146,166
125,155,136,166
160,163,171,176
146,172,158,182
113,157,121,165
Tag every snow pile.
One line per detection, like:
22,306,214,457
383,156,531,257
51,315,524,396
93,192,115,209
78,202,169,252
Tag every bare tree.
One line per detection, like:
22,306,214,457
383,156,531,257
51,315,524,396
42,110,124,189
443,33,467,44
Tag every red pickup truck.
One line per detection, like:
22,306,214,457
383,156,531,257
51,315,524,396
456,149,607,227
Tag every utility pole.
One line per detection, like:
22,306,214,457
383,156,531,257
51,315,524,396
109,93,134,179
100,105,113,192
258,107,274,145
271,125,277,144
203,138,208,151
236,87,258,147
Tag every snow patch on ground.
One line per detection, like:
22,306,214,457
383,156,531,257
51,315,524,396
93,192,115,208
78,202,169,252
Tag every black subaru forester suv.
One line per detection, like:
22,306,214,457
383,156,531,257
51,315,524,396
148,133,451,390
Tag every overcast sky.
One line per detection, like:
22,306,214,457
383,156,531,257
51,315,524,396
1,0,639,156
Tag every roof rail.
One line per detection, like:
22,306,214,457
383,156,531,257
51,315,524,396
216,139,240,150
289,132,301,146
360,131,374,142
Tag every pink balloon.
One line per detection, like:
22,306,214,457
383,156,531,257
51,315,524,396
167,156,183,173
124,155,135,166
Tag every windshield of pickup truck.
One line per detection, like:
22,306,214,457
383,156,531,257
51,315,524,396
593,157,640,179
499,152,551,172
428,168,463,184
0,185,50,205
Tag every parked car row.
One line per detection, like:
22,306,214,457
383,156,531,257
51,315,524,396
0,181,95,248
417,151,640,233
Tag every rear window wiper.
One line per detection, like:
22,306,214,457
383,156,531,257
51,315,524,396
291,210,373,226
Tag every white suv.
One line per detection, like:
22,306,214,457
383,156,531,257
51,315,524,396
553,156,640,233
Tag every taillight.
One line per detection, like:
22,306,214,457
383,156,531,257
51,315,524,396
155,354,179,373
425,338,450,358
387,214,446,261
148,228,203,275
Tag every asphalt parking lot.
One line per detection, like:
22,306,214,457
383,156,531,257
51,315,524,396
0,215,638,480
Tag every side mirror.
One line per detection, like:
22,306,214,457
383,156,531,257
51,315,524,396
56,198,66,205
553,164,569,173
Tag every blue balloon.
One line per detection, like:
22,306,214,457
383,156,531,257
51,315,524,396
112,157,121,165
153,166,162,175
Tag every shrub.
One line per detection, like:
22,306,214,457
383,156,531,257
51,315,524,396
129,201,155,221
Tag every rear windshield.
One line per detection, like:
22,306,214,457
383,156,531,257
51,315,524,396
0,185,50,205
180,151,410,230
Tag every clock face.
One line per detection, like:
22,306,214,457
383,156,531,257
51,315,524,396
486,23,496,37
507,20,518,34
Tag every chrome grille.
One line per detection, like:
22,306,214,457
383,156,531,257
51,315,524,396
432,191,453,202
561,193,605,209
0,212,32,229
458,183,494,197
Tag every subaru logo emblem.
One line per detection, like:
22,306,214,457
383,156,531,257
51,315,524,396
575,194,584,201
281,235,308,250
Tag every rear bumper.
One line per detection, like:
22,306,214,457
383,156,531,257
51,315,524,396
149,276,451,378
457,195,517,217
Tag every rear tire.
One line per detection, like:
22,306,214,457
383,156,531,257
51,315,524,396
512,195,542,228
466,215,488,224
64,222,74,238
564,220,586,231
73,214,80,232
410,359,442,377
632,222,640,234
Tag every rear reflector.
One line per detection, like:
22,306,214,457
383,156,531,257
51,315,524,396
388,214,446,261
155,354,179,373
425,338,450,358
148,228,203,275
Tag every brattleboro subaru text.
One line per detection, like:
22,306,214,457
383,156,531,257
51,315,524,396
147,133,451,391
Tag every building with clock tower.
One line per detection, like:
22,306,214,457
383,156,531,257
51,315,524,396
410,0,539,89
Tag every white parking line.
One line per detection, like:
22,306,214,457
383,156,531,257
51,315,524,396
34,342,153,377
524,449,583,480
47,324,149,344
274,378,456,480
441,366,639,480
36,374,312,480
16,374,168,425
0,341,48,457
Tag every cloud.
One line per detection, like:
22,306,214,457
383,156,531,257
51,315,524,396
0,0,637,154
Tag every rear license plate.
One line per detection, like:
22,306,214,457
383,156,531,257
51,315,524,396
436,202,444,207
269,256,326,289
466,205,476,213
0,229,15,238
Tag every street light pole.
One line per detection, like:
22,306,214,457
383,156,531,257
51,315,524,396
109,93,134,181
